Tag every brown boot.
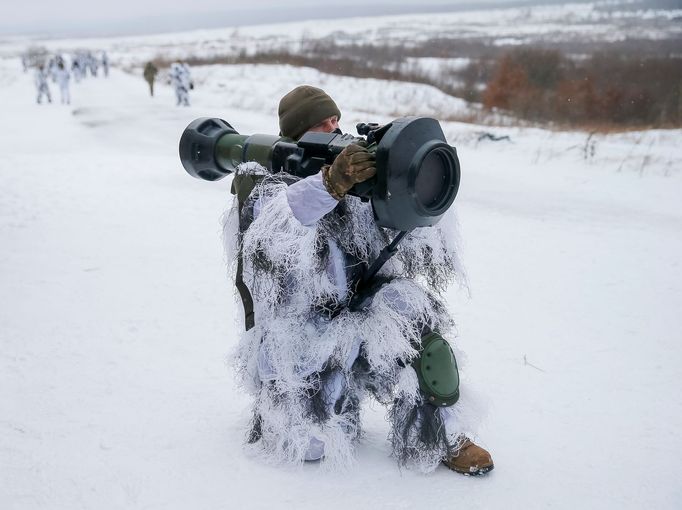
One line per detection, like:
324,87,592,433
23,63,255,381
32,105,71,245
442,437,494,476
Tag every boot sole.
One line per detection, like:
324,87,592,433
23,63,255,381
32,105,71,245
444,463,494,476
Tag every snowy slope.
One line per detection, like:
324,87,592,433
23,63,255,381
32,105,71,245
1,54,682,509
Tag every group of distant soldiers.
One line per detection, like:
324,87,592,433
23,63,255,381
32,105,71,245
70,50,110,81
143,61,194,106
24,50,109,105
24,48,194,107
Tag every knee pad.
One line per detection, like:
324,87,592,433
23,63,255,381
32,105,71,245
412,331,460,407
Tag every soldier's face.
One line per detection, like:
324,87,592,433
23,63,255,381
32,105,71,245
308,115,339,134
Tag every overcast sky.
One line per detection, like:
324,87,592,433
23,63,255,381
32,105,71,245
0,0,587,38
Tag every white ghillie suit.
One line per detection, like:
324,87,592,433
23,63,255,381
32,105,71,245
223,163,481,472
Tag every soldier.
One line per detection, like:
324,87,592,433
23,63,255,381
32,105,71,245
71,57,82,83
101,51,109,78
55,61,71,105
87,52,98,77
34,64,52,104
225,85,494,475
181,63,194,104
143,61,158,97
169,62,192,106
47,57,56,82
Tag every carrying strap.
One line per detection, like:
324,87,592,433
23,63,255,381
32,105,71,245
231,173,264,331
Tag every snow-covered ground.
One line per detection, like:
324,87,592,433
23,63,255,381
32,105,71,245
1,34,682,510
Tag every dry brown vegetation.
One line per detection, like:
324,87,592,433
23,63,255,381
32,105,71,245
483,49,682,129
154,36,681,130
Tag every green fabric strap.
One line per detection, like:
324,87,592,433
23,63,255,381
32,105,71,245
231,174,264,331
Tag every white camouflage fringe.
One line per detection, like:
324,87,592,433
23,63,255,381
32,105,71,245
222,163,480,471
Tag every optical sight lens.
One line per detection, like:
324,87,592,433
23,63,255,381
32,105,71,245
415,150,449,210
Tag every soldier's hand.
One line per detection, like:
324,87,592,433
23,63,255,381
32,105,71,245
322,144,376,200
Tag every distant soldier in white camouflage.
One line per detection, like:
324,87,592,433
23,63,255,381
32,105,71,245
101,51,109,78
55,61,71,105
169,62,193,107
48,57,59,83
71,57,83,83
87,52,98,77
34,64,52,104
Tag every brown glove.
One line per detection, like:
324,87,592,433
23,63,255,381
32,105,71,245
322,144,376,200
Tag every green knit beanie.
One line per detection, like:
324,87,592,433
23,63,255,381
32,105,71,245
278,85,341,140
